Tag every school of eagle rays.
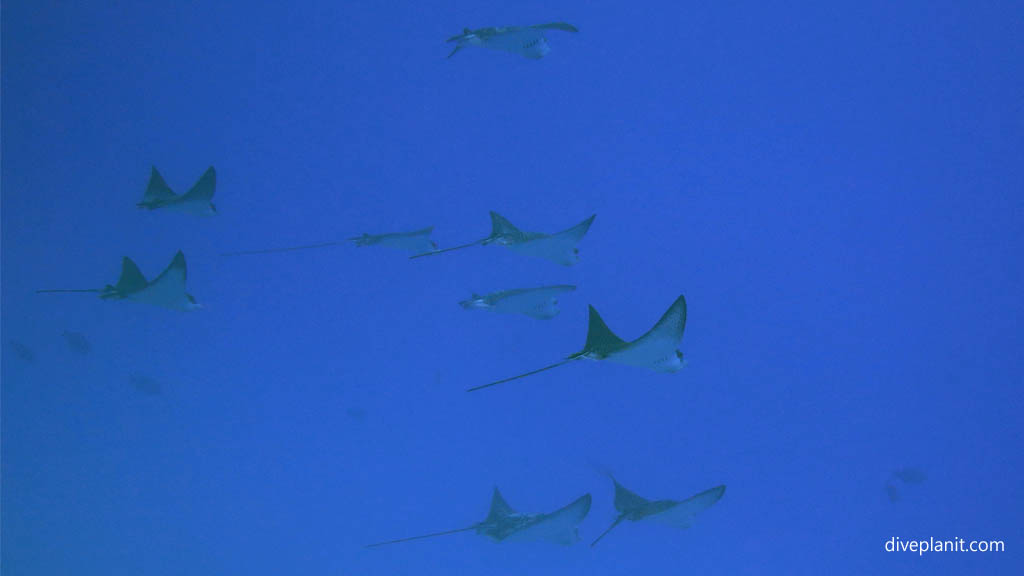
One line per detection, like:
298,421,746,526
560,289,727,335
31,20,741,554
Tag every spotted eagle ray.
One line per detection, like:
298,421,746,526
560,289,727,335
460,285,576,319
221,227,437,257
469,294,687,392
447,22,579,59
412,212,594,266
137,166,216,216
37,251,201,311
591,477,726,547
367,488,591,547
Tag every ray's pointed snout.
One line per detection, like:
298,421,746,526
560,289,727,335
460,297,487,310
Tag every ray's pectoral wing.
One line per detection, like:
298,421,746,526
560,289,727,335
629,295,688,352
530,22,579,33
140,167,177,205
141,251,188,302
583,305,628,356
612,478,651,513
486,487,517,522
554,214,596,245
182,166,216,201
510,494,591,545
649,485,725,528
488,211,525,241
111,257,148,295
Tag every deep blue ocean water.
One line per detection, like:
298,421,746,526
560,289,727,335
3,1,1022,574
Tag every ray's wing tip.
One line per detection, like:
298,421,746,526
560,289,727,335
578,492,594,513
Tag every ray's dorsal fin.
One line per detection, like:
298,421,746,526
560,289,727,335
115,257,149,293
486,487,517,521
140,166,176,205
182,166,216,201
583,305,627,355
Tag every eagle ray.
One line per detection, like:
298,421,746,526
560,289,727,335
446,22,579,59
591,476,725,547
461,285,576,319
469,294,688,392
38,251,201,311
412,212,594,266
367,488,591,548
137,166,217,216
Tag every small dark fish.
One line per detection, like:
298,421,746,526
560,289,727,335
6,339,35,363
62,330,92,354
129,373,162,395
346,407,367,422
892,467,927,485
885,481,901,502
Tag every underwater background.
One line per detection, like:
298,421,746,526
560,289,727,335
2,1,1022,574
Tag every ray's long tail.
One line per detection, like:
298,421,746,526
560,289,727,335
590,515,625,547
36,288,101,294
409,239,485,260
467,357,580,392
365,525,477,548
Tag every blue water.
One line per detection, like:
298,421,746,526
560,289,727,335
3,1,1022,574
